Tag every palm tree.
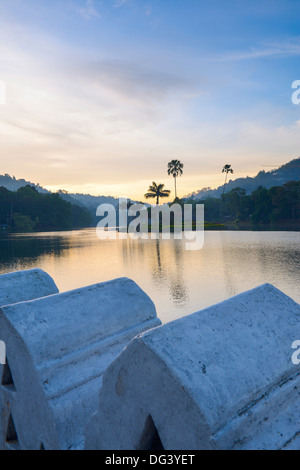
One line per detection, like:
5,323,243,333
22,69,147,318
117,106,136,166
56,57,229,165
222,164,234,195
144,182,171,205
167,160,184,200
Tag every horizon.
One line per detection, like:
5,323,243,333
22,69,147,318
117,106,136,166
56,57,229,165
1,155,299,200
0,0,300,201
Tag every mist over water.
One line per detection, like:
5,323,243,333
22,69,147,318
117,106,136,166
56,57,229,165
0,229,299,324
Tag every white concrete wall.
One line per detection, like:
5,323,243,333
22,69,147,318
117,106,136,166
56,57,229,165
0,268,59,306
0,268,59,450
0,277,161,450
86,284,300,450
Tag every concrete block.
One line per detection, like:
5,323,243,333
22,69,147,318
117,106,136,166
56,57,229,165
85,284,300,450
0,268,59,306
0,277,160,450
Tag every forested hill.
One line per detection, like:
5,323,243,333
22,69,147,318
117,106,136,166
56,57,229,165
0,175,121,213
0,185,92,232
185,158,300,201
185,180,300,228
0,174,49,193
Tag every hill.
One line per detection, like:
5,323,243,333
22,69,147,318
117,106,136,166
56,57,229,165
0,185,92,232
185,158,300,200
0,174,49,194
0,175,121,216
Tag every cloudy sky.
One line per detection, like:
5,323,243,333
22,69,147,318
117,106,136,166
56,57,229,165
0,0,299,200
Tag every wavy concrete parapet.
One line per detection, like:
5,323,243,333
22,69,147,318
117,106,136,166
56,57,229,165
0,277,161,450
0,268,59,306
86,284,300,450
0,268,59,450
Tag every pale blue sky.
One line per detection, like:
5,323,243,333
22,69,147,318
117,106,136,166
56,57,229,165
0,0,299,199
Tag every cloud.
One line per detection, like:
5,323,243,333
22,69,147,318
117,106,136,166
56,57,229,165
1,1,298,199
78,59,198,107
215,38,300,62
0,19,202,195
112,0,129,7
74,0,130,17
75,0,100,20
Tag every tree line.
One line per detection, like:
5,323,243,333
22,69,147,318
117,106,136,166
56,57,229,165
2,163,299,233
0,185,92,232
143,159,300,227
186,181,300,226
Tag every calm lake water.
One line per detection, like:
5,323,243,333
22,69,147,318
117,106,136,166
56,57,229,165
0,229,299,324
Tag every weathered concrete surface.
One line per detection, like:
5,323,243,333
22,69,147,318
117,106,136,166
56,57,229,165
0,268,59,306
0,277,160,450
0,268,59,450
86,284,300,450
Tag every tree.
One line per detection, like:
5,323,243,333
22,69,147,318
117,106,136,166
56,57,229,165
269,181,300,222
222,164,234,195
13,213,36,232
250,186,272,224
222,187,246,220
144,182,171,205
0,185,92,232
0,187,14,225
167,160,184,200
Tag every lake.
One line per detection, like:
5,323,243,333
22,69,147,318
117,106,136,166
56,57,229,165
0,229,299,324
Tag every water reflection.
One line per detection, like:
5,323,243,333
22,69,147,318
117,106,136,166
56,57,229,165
168,240,189,307
0,235,67,270
0,229,299,324
120,237,189,307
150,239,189,307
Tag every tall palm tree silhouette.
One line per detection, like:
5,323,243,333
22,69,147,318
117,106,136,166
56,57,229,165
167,160,184,200
222,164,234,195
144,182,171,205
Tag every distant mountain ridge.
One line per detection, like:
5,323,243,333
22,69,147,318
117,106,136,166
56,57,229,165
0,174,121,211
184,158,300,200
0,174,49,194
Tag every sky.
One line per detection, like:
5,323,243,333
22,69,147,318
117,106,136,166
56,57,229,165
0,0,299,201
